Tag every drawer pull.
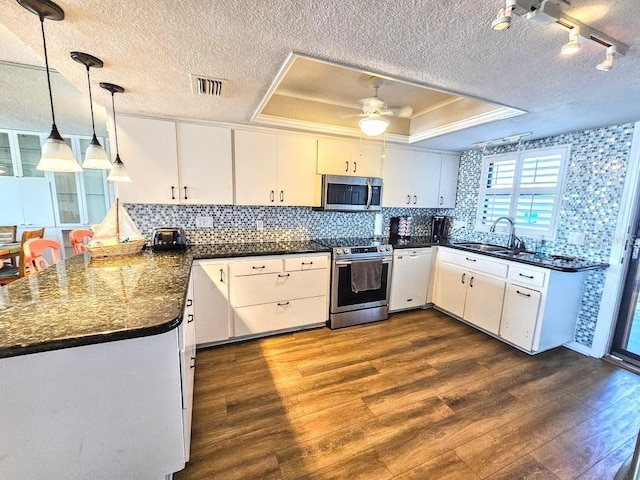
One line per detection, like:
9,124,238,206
407,298,413,302
518,273,535,279
187,313,194,323
190,356,196,369
186,299,193,307
465,257,477,262
516,290,531,298
461,273,466,284
301,261,313,265
278,273,291,278
277,301,290,307
252,265,266,270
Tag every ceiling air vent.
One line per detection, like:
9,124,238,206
190,74,225,96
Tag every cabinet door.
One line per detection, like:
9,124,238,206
354,142,383,177
390,251,432,311
0,178,24,225
463,272,505,335
20,178,56,227
233,296,327,336
382,147,413,207
438,153,459,208
115,116,179,204
500,284,541,351
16,133,45,178
0,132,15,176
413,151,442,208
234,130,278,205
317,138,382,177
177,123,233,205
276,134,320,207
192,264,230,345
433,262,467,318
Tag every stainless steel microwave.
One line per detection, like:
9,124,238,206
317,175,383,212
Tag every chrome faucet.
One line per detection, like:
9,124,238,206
489,216,524,252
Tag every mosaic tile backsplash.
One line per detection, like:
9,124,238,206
126,122,635,349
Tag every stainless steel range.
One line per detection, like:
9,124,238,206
318,238,393,329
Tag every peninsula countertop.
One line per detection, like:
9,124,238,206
0,240,331,359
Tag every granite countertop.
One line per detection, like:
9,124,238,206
0,241,332,359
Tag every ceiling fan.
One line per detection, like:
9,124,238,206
345,77,413,136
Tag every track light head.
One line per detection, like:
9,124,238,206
596,46,617,72
491,1,516,31
560,28,581,56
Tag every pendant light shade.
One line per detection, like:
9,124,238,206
71,51,112,170
100,82,131,183
18,0,80,173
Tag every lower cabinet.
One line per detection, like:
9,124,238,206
389,247,433,312
192,253,330,346
180,279,196,462
500,284,541,351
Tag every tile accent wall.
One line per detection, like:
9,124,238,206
441,123,635,348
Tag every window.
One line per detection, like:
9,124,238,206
476,145,569,238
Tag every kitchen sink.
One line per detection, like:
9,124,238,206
453,242,511,253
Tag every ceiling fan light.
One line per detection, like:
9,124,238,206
37,126,82,172
107,154,131,182
359,116,389,137
82,135,112,169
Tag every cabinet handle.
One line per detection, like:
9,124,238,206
518,273,534,279
277,301,290,307
301,261,313,265
413,195,417,204
277,273,291,278
406,195,411,205
516,290,532,298
280,190,284,202
187,313,194,323
183,186,188,200
190,356,196,369
252,265,266,270
171,186,175,200
219,268,224,283
461,273,466,284
407,298,413,302
186,299,193,307
439,195,444,205
465,257,477,262
353,161,357,173
345,161,349,172
469,276,474,288
270,190,275,202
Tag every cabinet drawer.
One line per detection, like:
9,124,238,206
231,269,327,307
230,258,282,277
233,296,327,336
509,265,545,288
284,255,328,272
439,249,508,278
394,247,432,259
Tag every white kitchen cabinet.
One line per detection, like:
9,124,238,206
234,296,327,336
432,261,467,317
462,271,506,334
438,153,459,208
0,177,56,228
500,284,541,351
180,275,197,461
177,122,233,205
317,137,382,178
382,147,440,208
192,261,231,346
234,130,320,206
389,247,433,312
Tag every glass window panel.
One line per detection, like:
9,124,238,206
520,155,561,188
486,160,516,188
0,132,14,176
481,193,512,223
515,194,555,227
54,172,81,223
79,137,108,224
17,134,44,177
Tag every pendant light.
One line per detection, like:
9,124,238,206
100,82,131,182
18,0,81,173
71,52,112,170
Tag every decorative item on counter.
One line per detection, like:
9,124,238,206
534,237,547,259
430,215,450,243
390,216,413,240
86,199,146,258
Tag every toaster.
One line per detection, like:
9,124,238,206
152,227,187,251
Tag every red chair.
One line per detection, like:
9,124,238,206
69,229,94,255
23,238,62,273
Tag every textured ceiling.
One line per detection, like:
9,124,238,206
0,0,638,150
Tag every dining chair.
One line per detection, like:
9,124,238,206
0,228,45,285
69,229,94,255
24,238,62,273
0,225,18,267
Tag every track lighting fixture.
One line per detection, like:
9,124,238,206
359,116,389,137
560,28,581,56
490,0,628,68
71,52,113,170
18,0,81,173
100,83,132,182
596,46,616,72
491,0,516,31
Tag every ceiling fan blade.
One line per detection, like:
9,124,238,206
387,106,413,118
339,112,365,119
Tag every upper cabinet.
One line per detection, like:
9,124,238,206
234,130,320,207
382,146,459,209
317,137,383,178
115,116,233,205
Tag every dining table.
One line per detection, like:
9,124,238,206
0,242,21,269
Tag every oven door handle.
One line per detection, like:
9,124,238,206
365,179,372,210
335,258,392,266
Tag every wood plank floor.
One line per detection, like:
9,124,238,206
174,309,640,480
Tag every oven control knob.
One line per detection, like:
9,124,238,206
344,248,350,255
385,245,392,251
336,249,343,255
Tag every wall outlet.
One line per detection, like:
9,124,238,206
452,220,466,230
568,231,585,245
195,216,213,228
256,220,264,231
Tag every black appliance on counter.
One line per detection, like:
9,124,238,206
152,227,187,251
430,215,450,244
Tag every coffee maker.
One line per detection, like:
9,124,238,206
430,215,450,244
